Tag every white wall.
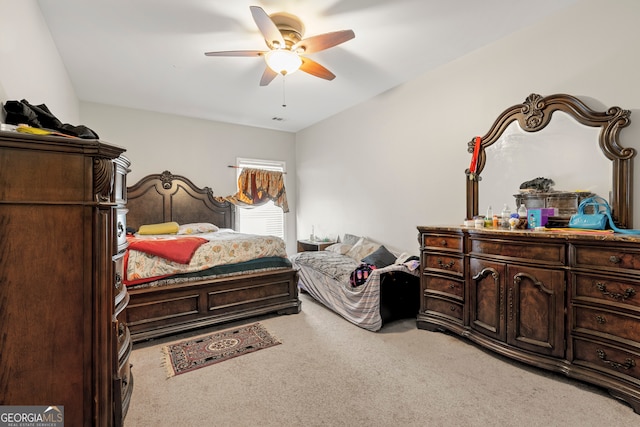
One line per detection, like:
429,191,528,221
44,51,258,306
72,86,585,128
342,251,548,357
0,0,298,253
295,0,640,254
5,0,640,257
80,102,298,252
0,0,79,123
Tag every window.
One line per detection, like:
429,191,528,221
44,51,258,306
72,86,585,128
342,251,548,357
235,158,286,240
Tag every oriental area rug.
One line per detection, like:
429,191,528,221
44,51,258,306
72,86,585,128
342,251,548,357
161,322,281,378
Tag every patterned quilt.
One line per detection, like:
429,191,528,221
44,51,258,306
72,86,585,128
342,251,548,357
125,230,288,285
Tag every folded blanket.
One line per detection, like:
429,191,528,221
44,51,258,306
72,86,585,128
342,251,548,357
127,236,208,264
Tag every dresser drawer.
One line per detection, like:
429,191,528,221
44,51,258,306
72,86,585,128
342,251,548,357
470,237,565,265
424,296,464,322
114,285,128,316
117,319,132,363
114,252,125,296
573,305,640,345
114,156,129,204
572,244,640,274
423,253,464,277
572,272,640,311
116,208,128,252
424,274,464,300
422,233,463,252
571,337,640,383
118,351,133,404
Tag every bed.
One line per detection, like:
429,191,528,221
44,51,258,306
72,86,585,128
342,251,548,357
289,236,420,331
124,170,300,342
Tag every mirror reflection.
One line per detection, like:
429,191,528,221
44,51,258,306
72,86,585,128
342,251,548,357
479,111,610,217
467,93,634,229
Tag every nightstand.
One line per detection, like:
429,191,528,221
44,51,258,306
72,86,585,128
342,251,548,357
297,240,335,252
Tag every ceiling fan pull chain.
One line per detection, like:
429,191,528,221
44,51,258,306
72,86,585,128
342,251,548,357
282,77,287,108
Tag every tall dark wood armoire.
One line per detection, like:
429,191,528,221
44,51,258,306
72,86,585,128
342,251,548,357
0,131,132,426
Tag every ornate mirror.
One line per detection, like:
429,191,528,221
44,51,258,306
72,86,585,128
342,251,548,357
465,93,635,228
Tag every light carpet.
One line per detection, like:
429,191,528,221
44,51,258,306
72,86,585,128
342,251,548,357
125,293,638,426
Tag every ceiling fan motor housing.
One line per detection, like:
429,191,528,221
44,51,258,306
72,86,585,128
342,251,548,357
269,12,305,50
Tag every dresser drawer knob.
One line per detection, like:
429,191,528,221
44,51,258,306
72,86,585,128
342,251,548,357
596,282,636,301
608,255,622,264
449,284,455,289
450,305,456,312
596,349,636,371
437,259,455,269
441,239,447,246
595,315,606,324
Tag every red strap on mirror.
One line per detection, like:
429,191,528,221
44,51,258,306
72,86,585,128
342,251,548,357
469,136,481,173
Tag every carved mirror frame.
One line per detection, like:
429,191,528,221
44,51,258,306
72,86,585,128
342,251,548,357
465,93,635,228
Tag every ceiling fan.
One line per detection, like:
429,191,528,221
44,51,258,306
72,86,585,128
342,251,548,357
205,6,355,86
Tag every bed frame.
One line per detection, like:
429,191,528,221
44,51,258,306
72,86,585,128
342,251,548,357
125,170,300,342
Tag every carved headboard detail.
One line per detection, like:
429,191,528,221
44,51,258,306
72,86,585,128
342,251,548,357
126,170,235,231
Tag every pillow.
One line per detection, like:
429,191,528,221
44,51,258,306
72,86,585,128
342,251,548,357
345,237,380,262
324,243,353,255
342,233,361,245
138,221,179,234
137,221,179,235
177,222,219,235
362,245,397,268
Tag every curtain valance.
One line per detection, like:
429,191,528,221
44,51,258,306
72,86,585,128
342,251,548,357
216,168,289,212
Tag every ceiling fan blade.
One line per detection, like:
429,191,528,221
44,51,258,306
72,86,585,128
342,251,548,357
250,6,285,49
299,57,336,81
204,50,265,57
260,66,279,86
293,30,355,54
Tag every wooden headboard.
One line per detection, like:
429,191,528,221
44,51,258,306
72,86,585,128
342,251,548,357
126,170,235,231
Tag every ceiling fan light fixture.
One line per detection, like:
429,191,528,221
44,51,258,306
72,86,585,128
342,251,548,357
265,49,302,75
204,6,354,85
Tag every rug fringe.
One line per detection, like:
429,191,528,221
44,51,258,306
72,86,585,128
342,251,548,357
253,322,282,343
160,345,177,378
262,327,282,345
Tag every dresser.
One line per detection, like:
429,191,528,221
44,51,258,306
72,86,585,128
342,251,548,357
0,131,132,426
418,226,640,414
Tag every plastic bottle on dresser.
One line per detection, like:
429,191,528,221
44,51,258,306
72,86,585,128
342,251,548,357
501,204,511,229
517,204,527,217
485,205,493,228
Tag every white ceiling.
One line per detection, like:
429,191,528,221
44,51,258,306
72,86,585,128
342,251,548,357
37,0,577,132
